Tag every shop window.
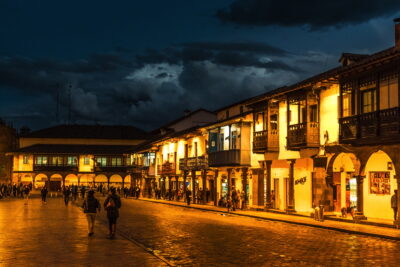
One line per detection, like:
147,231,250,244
23,155,29,164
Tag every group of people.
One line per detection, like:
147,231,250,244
0,183,32,204
221,189,247,212
82,187,122,239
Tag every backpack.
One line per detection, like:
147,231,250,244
106,197,116,209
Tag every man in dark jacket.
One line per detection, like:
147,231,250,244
103,187,122,239
82,190,101,236
63,186,71,206
41,186,48,203
185,188,192,206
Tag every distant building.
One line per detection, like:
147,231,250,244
0,120,17,183
9,124,148,191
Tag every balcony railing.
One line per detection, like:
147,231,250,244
179,156,208,171
33,164,78,172
208,150,241,167
94,165,131,173
287,122,319,149
253,130,268,151
157,162,176,175
340,107,400,143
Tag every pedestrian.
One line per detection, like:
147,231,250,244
231,189,237,211
82,190,101,237
41,186,48,203
63,186,71,206
104,187,122,239
185,188,192,205
23,185,30,205
391,189,398,221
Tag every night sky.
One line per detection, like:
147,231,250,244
1,0,400,131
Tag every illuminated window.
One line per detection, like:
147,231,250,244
361,90,376,113
23,155,29,164
270,114,278,130
96,157,107,166
35,156,48,165
111,157,122,166
52,156,63,166
380,76,398,109
310,105,318,122
84,157,90,165
67,156,77,166
342,93,352,117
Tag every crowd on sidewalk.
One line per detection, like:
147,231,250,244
0,182,32,199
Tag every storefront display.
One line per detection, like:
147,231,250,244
369,171,390,195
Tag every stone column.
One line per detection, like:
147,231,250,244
265,160,272,209
191,170,196,204
241,167,248,209
286,160,295,212
214,170,219,206
183,170,187,192
202,169,207,204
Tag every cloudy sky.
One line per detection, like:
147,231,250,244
1,0,400,131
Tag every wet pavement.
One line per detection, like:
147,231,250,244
1,196,400,266
118,199,400,266
0,197,166,266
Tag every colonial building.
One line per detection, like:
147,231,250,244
9,124,148,191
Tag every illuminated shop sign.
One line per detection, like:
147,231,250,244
369,171,390,195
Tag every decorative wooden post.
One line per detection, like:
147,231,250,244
214,170,219,206
287,160,295,212
191,170,196,204
241,167,248,209
202,169,207,204
265,160,272,209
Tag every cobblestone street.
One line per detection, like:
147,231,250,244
1,196,400,266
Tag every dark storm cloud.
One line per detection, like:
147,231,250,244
216,0,400,29
137,42,295,71
0,40,332,131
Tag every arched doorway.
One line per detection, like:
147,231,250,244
123,175,131,188
363,150,397,220
330,153,357,213
49,174,62,191
80,174,94,187
20,174,34,186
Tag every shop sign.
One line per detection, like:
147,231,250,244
369,172,390,195
295,177,306,185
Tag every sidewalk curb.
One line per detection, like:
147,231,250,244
137,198,400,242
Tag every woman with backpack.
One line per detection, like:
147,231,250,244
82,190,101,236
103,187,122,239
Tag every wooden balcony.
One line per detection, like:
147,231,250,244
253,130,279,152
157,162,176,175
287,122,319,150
179,156,208,171
339,107,400,144
33,164,78,172
208,150,247,167
253,130,268,152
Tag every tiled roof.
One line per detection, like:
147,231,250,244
22,124,148,140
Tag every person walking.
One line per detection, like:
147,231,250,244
82,190,101,237
185,188,192,205
63,186,71,206
391,189,398,221
23,185,30,205
104,188,122,239
41,186,48,203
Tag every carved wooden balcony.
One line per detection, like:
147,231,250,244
287,122,319,150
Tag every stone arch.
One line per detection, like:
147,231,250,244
80,174,94,187
123,175,131,187
64,174,79,187
33,173,47,188
109,174,123,188
362,150,397,220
